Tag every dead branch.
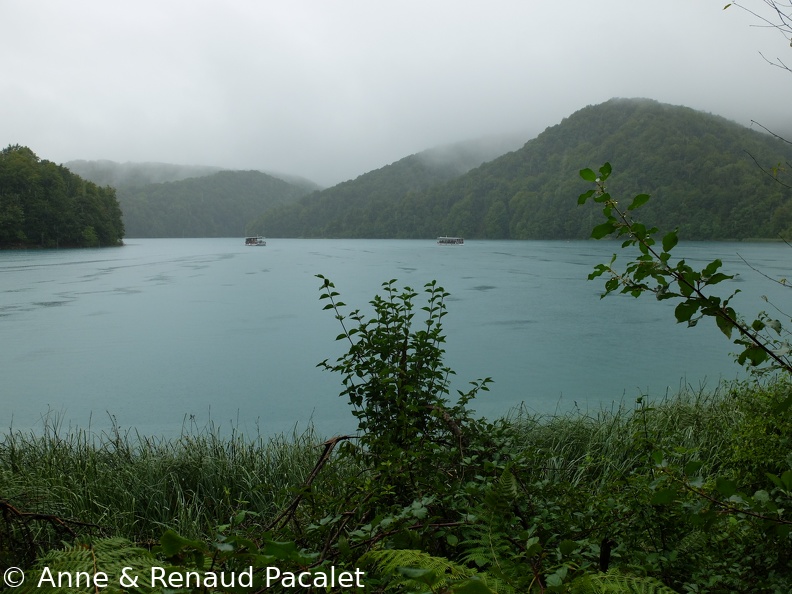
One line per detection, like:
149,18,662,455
265,434,356,532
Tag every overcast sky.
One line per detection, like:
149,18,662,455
2,1,789,186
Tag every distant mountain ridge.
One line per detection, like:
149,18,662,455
117,170,312,238
65,160,323,237
252,98,792,240
67,134,523,238
248,134,526,237
65,159,322,192
61,100,792,240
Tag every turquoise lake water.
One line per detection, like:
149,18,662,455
1,238,788,438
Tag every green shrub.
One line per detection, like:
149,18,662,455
726,378,792,488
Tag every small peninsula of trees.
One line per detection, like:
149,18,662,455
0,145,124,248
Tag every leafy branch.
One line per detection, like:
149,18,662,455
578,162,791,375
661,465,792,527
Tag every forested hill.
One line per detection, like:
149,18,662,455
117,170,312,237
247,135,525,238
0,145,124,248
256,98,792,240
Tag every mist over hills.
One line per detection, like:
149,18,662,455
64,160,226,188
251,98,792,240
65,159,323,192
248,134,526,237
65,134,524,238
116,170,313,238
59,99,792,241
64,160,324,237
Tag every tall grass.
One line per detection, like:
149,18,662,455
1,415,339,542
501,380,750,488
2,377,787,550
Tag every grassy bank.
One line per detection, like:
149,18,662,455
1,420,350,543
2,378,790,592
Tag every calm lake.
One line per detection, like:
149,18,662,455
1,238,788,438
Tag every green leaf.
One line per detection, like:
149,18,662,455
627,193,651,210
715,313,734,338
262,539,300,560
679,271,696,297
767,473,784,489
631,222,647,240
753,489,770,504
702,259,723,277
159,530,203,556
775,524,791,539
214,542,234,552
546,572,564,587
578,189,595,205
674,301,699,323
580,167,597,182
705,272,732,285
651,488,676,505
737,346,769,367
684,460,704,476
599,162,612,179
591,221,617,239
558,539,578,556
662,230,678,253
593,191,612,204
716,477,737,498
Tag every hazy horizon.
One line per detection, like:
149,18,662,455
3,1,790,186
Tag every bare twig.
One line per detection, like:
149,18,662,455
742,150,792,189
1,499,100,567
265,434,356,532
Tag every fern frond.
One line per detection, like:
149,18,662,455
498,467,519,499
676,530,708,557
361,547,473,579
458,516,515,572
361,548,491,591
569,571,680,594
460,466,522,573
483,467,518,514
19,537,159,594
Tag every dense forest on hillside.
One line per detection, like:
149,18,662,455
0,145,124,248
8,101,790,244
66,160,321,238
257,99,792,240
116,170,312,237
247,135,524,237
